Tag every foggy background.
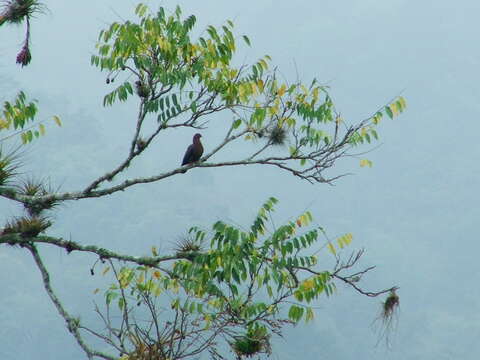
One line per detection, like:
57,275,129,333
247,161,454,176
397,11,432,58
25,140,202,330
1,1,479,359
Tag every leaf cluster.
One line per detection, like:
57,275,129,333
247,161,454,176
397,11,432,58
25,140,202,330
99,198,351,360
0,92,61,144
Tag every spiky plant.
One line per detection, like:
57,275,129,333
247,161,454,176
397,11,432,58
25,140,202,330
1,0,46,66
382,290,400,321
231,327,270,358
128,342,165,360
0,148,22,186
268,125,287,146
17,177,59,216
18,176,44,196
0,0,45,25
3,215,51,238
174,235,203,260
373,289,400,347
135,80,150,98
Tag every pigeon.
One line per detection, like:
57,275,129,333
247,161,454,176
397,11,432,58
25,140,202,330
181,133,203,166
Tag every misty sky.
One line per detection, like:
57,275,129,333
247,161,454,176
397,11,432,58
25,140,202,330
1,1,480,359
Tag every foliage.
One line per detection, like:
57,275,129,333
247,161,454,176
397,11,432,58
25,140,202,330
88,3,406,185
87,198,393,359
0,91,62,144
0,3,405,360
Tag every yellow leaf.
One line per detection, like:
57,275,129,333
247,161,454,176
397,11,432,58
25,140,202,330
268,104,279,116
293,290,303,301
306,307,315,322
171,281,179,294
93,288,100,294
151,246,158,256
52,115,62,127
39,123,46,136
345,233,353,244
102,266,110,275
327,242,336,255
153,270,161,279
0,118,9,129
137,273,145,284
257,79,264,92
277,84,286,97
337,233,352,249
259,59,268,70
360,159,373,168
389,102,399,116
302,279,314,290
238,84,245,97
398,96,407,110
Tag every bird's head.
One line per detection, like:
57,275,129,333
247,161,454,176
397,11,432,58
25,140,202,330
193,133,202,141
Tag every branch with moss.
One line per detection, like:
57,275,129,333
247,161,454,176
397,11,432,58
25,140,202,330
0,233,182,268
26,244,116,360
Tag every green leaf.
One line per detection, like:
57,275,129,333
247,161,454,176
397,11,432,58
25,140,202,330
191,101,197,113
359,159,373,168
242,35,251,46
105,291,118,305
118,297,125,310
385,105,393,119
232,119,242,129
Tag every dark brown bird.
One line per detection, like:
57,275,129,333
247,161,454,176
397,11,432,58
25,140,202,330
181,133,203,166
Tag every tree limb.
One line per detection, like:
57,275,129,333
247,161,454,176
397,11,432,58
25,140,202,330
26,244,116,360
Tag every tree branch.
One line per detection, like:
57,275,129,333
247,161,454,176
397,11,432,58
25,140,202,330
0,233,182,270
26,244,116,360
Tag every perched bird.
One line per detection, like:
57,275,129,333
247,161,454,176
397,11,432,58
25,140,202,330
181,133,204,166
